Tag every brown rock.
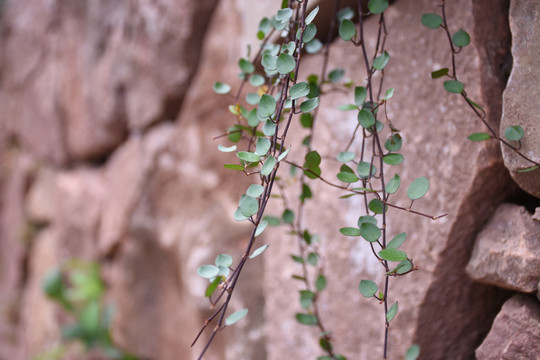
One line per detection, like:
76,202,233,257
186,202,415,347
25,166,58,225
476,294,540,359
0,0,218,162
263,0,513,359
466,203,540,293
501,1,540,198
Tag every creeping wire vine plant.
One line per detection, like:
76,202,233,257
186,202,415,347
194,1,446,359
422,0,539,172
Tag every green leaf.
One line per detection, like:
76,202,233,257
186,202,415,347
289,82,310,100
261,156,277,176
339,19,356,41
381,88,395,100
228,126,242,142
373,51,390,70
300,290,315,309
255,137,271,156
250,244,269,259
395,260,413,274
467,132,491,141
261,54,277,71
305,39,323,54
387,233,407,249
239,58,255,74
300,97,319,113
296,313,318,326
358,109,376,128
307,252,318,266
443,80,464,94
43,268,64,299
300,183,312,202
291,255,304,264
337,151,355,162
299,23,317,43
340,227,361,236
250,74,265,87
452,29,470,47
368,199,386,214
357,161,376,179
360,222,381,242
354,86,367,106
466,97,485,111
215,254,233,268
255,220,268,237
246,184,264,198
197,265,219,279
239,195,259,217
359,279,378,298
300,113,313,128
276,8,293,22
337,172,359,183
237,151,260,163
337,7,354,21
224,164,244,171
233,207,249,221
368,0,389,14
305,150,321,168
421,13,443,29
379,248,407,261
282,209,295,224
258,17,271,37
247,109,259,127
225,308,248,326
276,53,296,74
328,68,345,83
518,165,539,173
405,344,421,360
305,5,319,24
278,146,291,162
338,104,358,111
386,174,400,194
205,277,221,297
262,120,276,136
358,215,377,227
213,82,231,94
246,92,260,105
431,68,449,79
316,275,327,291
386,302,398,322
257,94,277,118
504,125,524,141
407,176,430,200
383,153,404,165
385,134,402,152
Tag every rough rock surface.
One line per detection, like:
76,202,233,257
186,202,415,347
0,0,218,163
264,0,514,359
0,0,538,360
500,0,540,198
476,294,540,359
466,203,540,293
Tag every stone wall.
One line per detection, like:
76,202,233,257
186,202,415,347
0,0,538,359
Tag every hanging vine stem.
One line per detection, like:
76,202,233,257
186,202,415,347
436,0,539,168
192,2,311,358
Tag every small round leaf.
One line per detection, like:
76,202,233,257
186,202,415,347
443,80,464,94
407,177,430,200
421,13,443,29
504,125,524,141
213,82,231,94
452,29,470,47
359,279,378,298
339,19,356,41
225,308,248,326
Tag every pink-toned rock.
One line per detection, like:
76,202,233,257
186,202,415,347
263,0,514,359
25,167,57,225
501,1,540,198
0,0,218,162
466,203,540,293
476,294,540,359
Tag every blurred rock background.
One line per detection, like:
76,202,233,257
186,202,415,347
0,0,538,359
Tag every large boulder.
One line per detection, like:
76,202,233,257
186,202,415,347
500,1,540,198
466,203,540,293
263,0,514,359
476,294,540,359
